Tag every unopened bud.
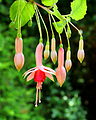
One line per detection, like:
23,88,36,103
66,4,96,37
15,37,23,53
44,42,49,60
79,39,84,50
77,50,85,63
65,60,72,72
56,67,66,87
51,51,57,64
51,38,56,51
56,47,66,87
65,50,72,72
14,53,24,71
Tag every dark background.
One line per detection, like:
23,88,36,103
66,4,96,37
0,0,96,120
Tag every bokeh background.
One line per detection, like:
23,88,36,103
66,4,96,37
0,0,96,120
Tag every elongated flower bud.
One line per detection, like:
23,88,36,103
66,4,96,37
79,39,84,50
77,39,85,63
15,37,23,53
56,67,66,87
65,50,72,72
51,38,55,51
56,47,66,87
35,43,43,66
77,50,85,63
51,38,57,64
65,60,72,72
51,51,57,64
44,42,49,60
58,48,64,67
14,53,24,71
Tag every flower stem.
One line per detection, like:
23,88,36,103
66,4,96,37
34,5,43,43
64,27,70,50
36,6,49,42
49,14,54,38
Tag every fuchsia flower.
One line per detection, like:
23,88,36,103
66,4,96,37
23,43,55,107
14,37,24,71
56,47,66,87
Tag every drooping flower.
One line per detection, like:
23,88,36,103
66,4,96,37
77,39,85,63
65,50,72,72
15,37,23,53
23,43,55,107
56,47,66,87
44,41,50,60
77,50,85,63
51,38,57,64
14,53,24,71
14,37,24,71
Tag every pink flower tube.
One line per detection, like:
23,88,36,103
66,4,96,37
56,48,66,87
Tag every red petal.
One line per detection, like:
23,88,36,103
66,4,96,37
34,70,46,82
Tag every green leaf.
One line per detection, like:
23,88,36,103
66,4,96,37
53,5,63,20
53,20,67,34
10,0,35,28
70,0,87,21
41,0,58,6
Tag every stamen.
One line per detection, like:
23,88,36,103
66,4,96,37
39,89,41,103
35,88,39,107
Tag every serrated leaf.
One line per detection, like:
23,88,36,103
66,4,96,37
53,20,67,34
10,0,35,28
41,0,58,6
70,0,87,21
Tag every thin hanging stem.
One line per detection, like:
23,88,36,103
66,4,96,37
51,14,62,45
59,34,62,44
36,6,49,42
34,5,43,42
69,22,81,35
48,14,54,38
64,27,70,50
17,0,22,38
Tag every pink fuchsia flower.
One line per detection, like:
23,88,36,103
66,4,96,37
14,37,24,71
15,37,23,53
14,53,24,71
23,43,55,107
56,47,66,87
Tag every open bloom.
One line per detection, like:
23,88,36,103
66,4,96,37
56,47,66,87
23,43,55,107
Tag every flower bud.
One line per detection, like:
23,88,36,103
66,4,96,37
51,38,57,64
65,50,72,72
15,37,23,53
77,50,85,63
79,39,84,50
56,67,66,87
14,53,24,71
51,38,55,51
56,47,66,87
65,60,72,72
44,42,49,60
51,51,57,64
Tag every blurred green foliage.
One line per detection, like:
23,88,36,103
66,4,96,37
1,0,94,120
